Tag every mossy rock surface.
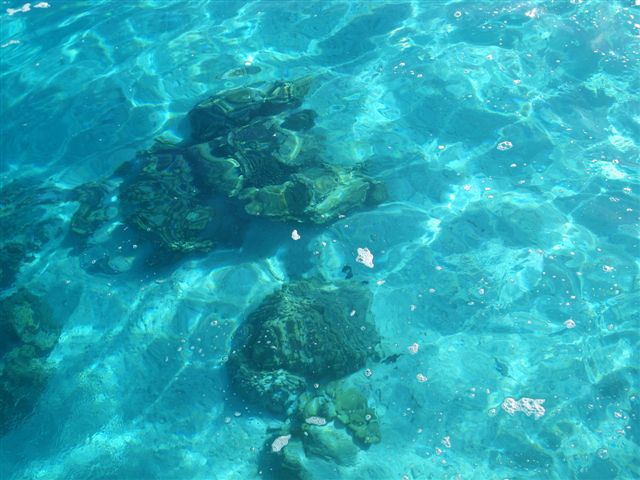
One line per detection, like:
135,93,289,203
70,182,116,237
297,382,381,447
119,152,216,252
227,279,379,413
189,77,313,143
0,290,60,433
303,424,359,466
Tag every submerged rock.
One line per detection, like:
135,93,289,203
0,289,61,433
227,279,379,413
186,77,385,224
69,182,117,237
189,77,313,143
297,382,381,447
119,151,216,253
303,423,359,466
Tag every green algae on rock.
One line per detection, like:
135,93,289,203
227,279,380,414
297,381,382,447
70,182,117,237
119,151,216,253
189,77,313,143
0,289,61,433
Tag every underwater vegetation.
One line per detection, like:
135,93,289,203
0,77,387,476
228,278,384,478
227,278,380,414
0,76,387,280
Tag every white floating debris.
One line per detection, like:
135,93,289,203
305,416,327,426
1,39,20,48
376,279,386,285
271,434,291,452
496,141,513,151
408,343,419,355
602,264,615,273
34,1,50,8
501,397,546,419
525,7,540,18
364,368,373,378
564,319,576,329
291,229,301,241
416,373,428,383
7,3,31,15
442,436,452,448
356,247,374,268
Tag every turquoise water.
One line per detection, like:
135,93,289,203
1,1,639,479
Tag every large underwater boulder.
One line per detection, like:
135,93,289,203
227,279,380,414
186,77,386,225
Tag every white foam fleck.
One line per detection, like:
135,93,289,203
7,3,31,15
271,434,291,452
356,247,374,268
1,39,20,48
501,397,545,419
496,140,513,151
305,416,327,426
291,229,300,241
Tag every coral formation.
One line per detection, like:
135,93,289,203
227,279,379,414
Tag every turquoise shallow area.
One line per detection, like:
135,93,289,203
1,1,639,479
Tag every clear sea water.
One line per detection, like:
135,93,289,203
1,1,639,479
